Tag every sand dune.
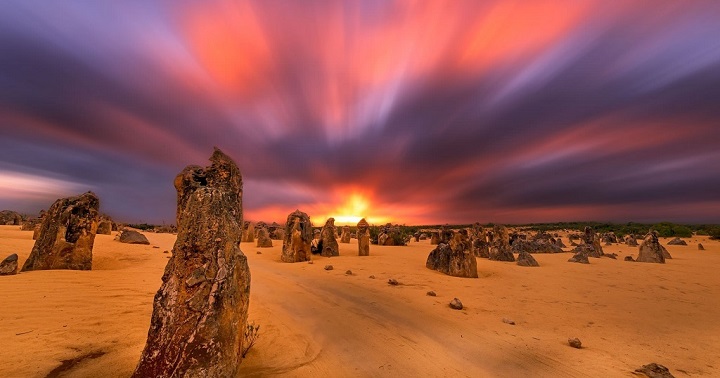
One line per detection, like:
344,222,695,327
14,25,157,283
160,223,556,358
1,225,719,377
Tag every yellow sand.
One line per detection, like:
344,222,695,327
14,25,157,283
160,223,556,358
0,225,718,377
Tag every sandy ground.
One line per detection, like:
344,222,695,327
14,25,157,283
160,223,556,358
1,225,719,377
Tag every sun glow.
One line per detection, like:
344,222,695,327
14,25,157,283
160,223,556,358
331,193,369,225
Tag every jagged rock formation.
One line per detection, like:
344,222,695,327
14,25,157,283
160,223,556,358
255,227,273,248
340,226,351,243
426,230,478,278
488,225,515,262
516,251,540,267
0,210,22,225
573,227,603,258
118,230,150,245
0,254,19,275
667,237,687,246
568,251,590,264
357,218,370,256
21,192,99,271
625,234,639,247
132,148,250,378
636,231,668,263
319,218,339,257
281,210,312,263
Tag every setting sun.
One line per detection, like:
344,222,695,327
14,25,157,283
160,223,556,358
328,193,369,225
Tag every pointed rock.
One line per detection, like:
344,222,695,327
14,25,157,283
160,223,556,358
281,210,312,263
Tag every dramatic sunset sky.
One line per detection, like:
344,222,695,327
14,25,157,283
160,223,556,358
1,1,719,225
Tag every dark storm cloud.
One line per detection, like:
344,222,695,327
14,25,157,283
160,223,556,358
1,1,719,223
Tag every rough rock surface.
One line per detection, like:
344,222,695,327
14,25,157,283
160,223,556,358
255,227,273,248
118,230,150,245
0,210,22,225
449,298,463,310
625,235,639,247
242,221,255,243
281,210,312,263
132,148,250,378
568,251,590,264
21,192,99,272
574,227,603,258
426,231,478,278
0,253,19,275
568,338,582,349
516,251,540,267
667,237,687,246
634,363,675,378
319,218,339,257
511,239,563,254
430,232,440,245
357,218,370,256
97,220,112,235
340,226,351,243
636,231,667,263
488,225,515,262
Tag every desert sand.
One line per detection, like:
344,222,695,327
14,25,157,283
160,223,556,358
1,225,719,377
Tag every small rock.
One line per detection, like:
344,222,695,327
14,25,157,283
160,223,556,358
602,253,618,259
568,251,590,264
426,291,437,297
324,265,333,271
502,318,515,325
634,363,675,378
163,250,169,254
449,298,463,310
568,337,582,349
369,275,375,279
624,256,635,262
345,270,352,275
308,260,313,264
388,278,399,285
152,246,159,249
0,254,19,276
256,251,262,254
698,243,705,251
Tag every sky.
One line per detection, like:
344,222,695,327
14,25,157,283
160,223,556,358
1,1,719,226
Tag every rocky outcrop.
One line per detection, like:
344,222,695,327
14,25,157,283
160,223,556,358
0,253,19,275
132,148,250,378
636,231,667,263
281,210,312,263
667,237,687,246
357,218,370,256
625,235,639,247
340,226,351,243
488,225,515,262
426,230,477,278
319,218,339,257
574,227,603,258
511,239,563,254
516,251,540,267
0,210,22,225
21,192,99,271
118,230,150,245
242,221,255,243
97,220,112,235
256,227,273,248
472,238,490,258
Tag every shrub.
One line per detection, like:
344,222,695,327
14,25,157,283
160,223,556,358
242,321,260,358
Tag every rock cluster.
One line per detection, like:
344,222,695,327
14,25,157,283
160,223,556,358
573,227,603,258
21,192,99,272
488,225,515,262
281,210,312,263
426,230,478,278
0,210,22,225
132,148,250,377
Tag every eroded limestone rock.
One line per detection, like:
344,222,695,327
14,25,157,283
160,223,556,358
132,148,250,377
